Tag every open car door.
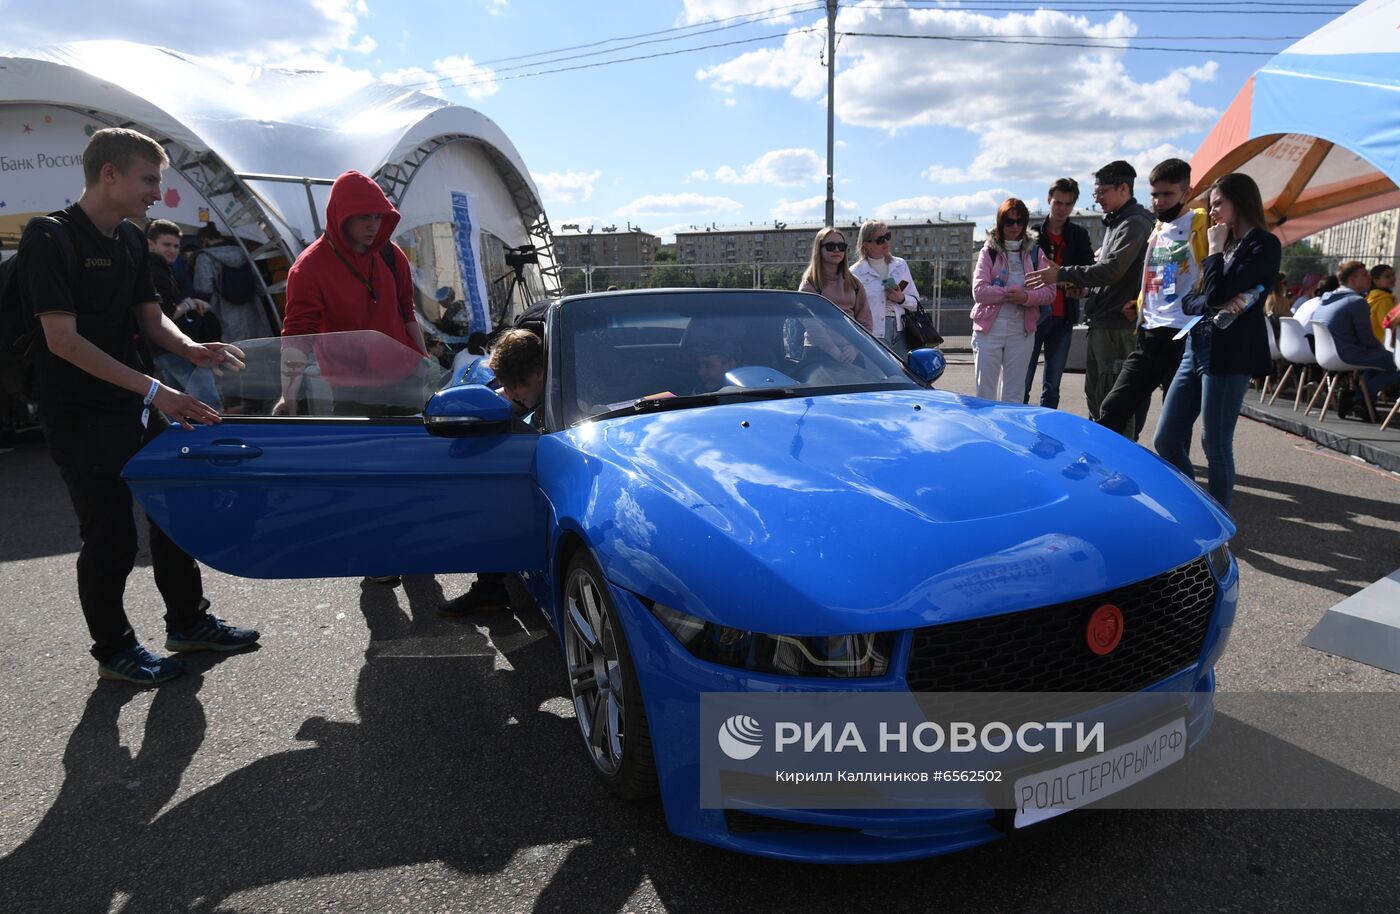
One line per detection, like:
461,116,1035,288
123,332,544,579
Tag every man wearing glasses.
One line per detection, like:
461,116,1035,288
1027,161,1154,423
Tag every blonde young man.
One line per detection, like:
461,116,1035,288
16,128,257,684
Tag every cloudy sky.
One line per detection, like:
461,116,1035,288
1,0,1355,239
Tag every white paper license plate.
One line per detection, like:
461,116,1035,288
1013,717,1186,828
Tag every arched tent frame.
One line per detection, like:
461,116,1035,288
0,41,561,325
1191,0,1400,244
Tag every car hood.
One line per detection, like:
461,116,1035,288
543,390,1233,635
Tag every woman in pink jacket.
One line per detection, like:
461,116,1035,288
972,198,1054,401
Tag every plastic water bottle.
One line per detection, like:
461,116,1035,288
1213,285,1265,329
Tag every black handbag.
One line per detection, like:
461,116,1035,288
903,304,943,349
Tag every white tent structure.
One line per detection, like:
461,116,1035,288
0,40,561,330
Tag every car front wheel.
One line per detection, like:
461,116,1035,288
562,552,657,799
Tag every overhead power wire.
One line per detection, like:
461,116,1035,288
841,30,1281,54
404,28,823,92
420,2,823,84
401,0,1324,93
893,1,1347,12
470,0,820,67
901,0,1347,7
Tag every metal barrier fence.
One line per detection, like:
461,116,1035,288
558,258,974,332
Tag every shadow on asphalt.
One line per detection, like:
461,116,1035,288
1229,473,1400,596
2,574,1399,913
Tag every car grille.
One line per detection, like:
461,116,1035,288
724,810,860,835
906,557,1219,692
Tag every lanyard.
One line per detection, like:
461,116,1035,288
327,239,377,303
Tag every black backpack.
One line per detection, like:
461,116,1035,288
0,213,144,403
198,248,260,305
1,216,76,402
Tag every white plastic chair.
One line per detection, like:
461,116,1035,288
1310,321,1377,423
1259,318,1284,402
1382,328,1399,431
1273,317,1317,411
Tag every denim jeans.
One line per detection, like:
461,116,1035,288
153,352,223,411
1024,315,1074,408
883,314,909,361
1153,331,1252,510
1096,326,1187,440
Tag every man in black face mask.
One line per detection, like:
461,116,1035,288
1093,158,1211,440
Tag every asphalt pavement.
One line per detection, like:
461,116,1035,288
1,360,1397,913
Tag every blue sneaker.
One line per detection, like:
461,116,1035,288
98,644,186,685
165,615,261,653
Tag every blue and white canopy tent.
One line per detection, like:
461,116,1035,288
1192,0,1400,244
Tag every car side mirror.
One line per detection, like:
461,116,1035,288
907,348,947,386
423,384,513,435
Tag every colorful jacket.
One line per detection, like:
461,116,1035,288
1135,208,1210,325
971,233,1054,334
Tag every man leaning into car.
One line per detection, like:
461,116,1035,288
439,328,545,616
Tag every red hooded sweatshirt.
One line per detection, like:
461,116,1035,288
283,170,423,387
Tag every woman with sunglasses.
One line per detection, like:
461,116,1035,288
852,221,921,359
1154,172,1279,510
971,198,1054,401
799,227,871,362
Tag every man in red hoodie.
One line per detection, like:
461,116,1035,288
274,171,427,416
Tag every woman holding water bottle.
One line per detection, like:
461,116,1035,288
1154,172,1280,510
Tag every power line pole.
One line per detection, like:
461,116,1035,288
824,0,838,228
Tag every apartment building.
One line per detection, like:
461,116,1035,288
675,218,977,280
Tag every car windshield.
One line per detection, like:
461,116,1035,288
210,330,449,417
558,290,919,426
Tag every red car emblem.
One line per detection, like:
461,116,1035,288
1086,604,1124,655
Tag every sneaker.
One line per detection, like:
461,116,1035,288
98,644,186,685
439,578,512,617
165,615,261,653
365,575,402,586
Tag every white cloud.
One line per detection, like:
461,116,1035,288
713,148,824,186
616,193,743,218
428,54,501,99
689,169,711,181
699,7,1219,184
681,0,800,25
651,221,696,243
486,0,510,15
383,54,500,100
3,0,375,63
771,196,859,223
531,170,603,206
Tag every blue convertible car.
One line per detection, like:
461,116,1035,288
124,289,1237,862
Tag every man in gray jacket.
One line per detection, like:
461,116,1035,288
1028,161,1154,422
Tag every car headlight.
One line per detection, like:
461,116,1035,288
1206,542,1233,580
648,601,894,678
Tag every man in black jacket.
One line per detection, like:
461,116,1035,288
1026,178,1095,408
147,219,223,409
1028,161,1155,422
